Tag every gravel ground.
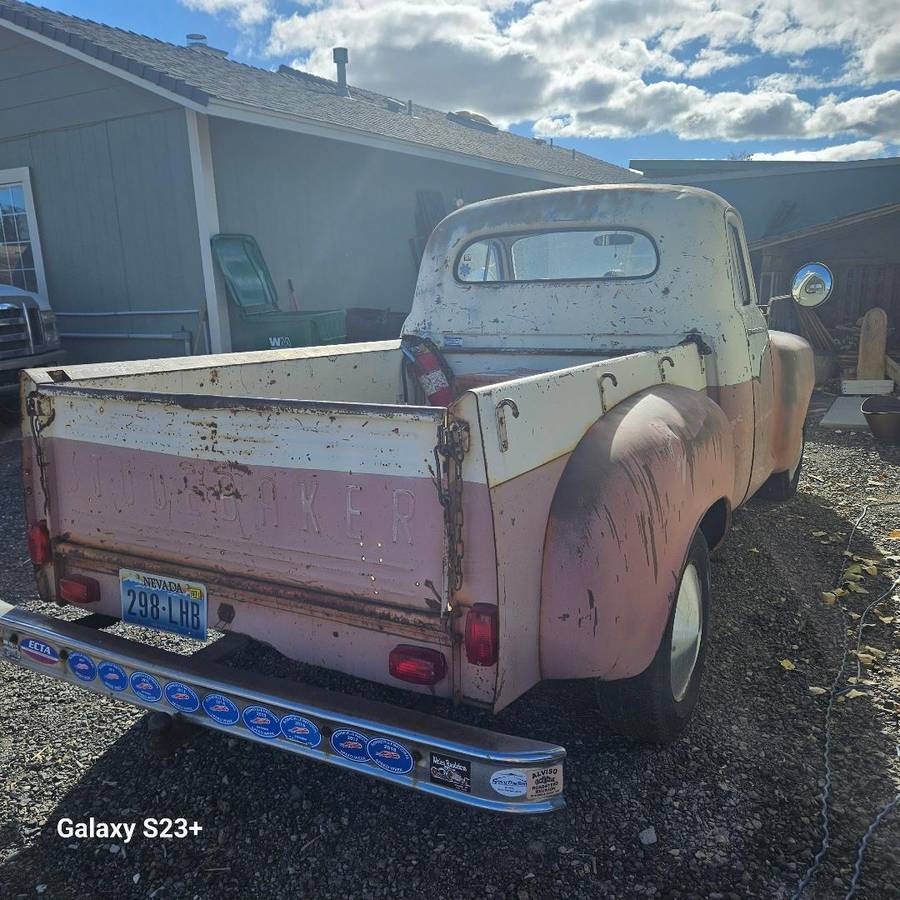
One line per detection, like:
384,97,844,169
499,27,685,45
0,395,898,900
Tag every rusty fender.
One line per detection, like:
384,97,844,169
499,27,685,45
768,331,815,474
539,384,735,682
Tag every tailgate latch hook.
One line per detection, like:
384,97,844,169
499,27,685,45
598,372,618,413
495,398,519,452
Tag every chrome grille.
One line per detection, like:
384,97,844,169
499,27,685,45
26,306,43,345
0,303,29,356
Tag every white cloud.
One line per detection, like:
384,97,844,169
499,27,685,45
271,1,549,124
862,32,900,83
749,70,854,93
748,140,889,161
683,49,751,80
180,0,273,27
807,90,900,140
198,0,900,145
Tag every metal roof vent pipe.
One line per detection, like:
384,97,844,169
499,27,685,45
186,33,207,47
333,47,350,97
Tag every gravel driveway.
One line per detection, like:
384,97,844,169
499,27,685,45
0,397,898,900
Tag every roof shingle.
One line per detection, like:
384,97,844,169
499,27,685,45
0,0,634,184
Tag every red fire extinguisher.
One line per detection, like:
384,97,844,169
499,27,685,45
402,339,455,406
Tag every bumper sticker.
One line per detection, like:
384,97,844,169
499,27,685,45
67,652,97,682
164,681,200,713
430,753,471,794
20,638,60,666
527,765,563,800
242,706,280,739
280,715,322,748
98,661,128,692
367,738,415,775
129,671,162,703
203,694,240,726
330,728,369,763
489,769,527,798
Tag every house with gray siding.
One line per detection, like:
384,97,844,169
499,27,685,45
0,0,634,363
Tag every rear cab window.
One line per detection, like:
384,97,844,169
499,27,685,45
456,228,658,283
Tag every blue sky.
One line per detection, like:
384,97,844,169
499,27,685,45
40,0,900,168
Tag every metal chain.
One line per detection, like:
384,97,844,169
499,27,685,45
437,420,468,598
25,390,53,518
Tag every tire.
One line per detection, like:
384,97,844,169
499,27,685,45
595,531,711,744
755,430,804,501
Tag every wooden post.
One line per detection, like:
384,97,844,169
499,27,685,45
856,307,888,379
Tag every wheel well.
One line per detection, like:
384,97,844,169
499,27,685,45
699,498,730,552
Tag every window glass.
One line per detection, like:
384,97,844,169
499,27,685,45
511,230,656,280
0,182,38,293
727,223,752,306
457,239,502,282
455,229,658,283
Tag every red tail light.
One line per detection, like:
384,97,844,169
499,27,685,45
465,603,498,666
26,520,51,565
58,575,101,605
389,645,447,685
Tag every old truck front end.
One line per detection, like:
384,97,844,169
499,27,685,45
0,284,63,397
6,344,565,813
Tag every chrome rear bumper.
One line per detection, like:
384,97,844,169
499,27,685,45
0,601,565,814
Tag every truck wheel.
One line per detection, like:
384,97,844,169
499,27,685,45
595,531,711,744
755,431,804,501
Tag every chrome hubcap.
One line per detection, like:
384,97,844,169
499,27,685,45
670,563,703,702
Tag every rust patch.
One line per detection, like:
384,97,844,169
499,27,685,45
541,384,735,680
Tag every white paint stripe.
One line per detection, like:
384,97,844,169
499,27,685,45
474,344,707,486
43,393,454,480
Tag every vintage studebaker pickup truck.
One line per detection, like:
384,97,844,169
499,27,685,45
4,184,814,813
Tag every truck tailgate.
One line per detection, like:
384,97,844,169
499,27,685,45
26,385,448,611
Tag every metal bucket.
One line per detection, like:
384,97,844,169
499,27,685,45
861,395,900,444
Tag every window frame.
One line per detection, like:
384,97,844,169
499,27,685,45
457,236,506,283
726,219,754,307
454,226,660,285
0,167,47,298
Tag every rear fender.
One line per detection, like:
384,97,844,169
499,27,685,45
540,384,735,681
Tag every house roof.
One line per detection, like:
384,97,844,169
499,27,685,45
630,155,900,243
630,157,900,181
0,0,634,186
749,201,900,251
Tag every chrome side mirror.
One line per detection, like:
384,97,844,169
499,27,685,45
791,262,834,308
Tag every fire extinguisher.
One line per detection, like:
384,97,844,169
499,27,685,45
401,338,455,406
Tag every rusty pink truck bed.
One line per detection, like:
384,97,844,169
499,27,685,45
5,184,814,813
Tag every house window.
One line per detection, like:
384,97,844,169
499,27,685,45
0,168,46,296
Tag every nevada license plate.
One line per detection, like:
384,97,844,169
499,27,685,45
120,569,207,641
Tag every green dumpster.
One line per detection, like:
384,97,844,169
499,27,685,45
211,234,346,352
